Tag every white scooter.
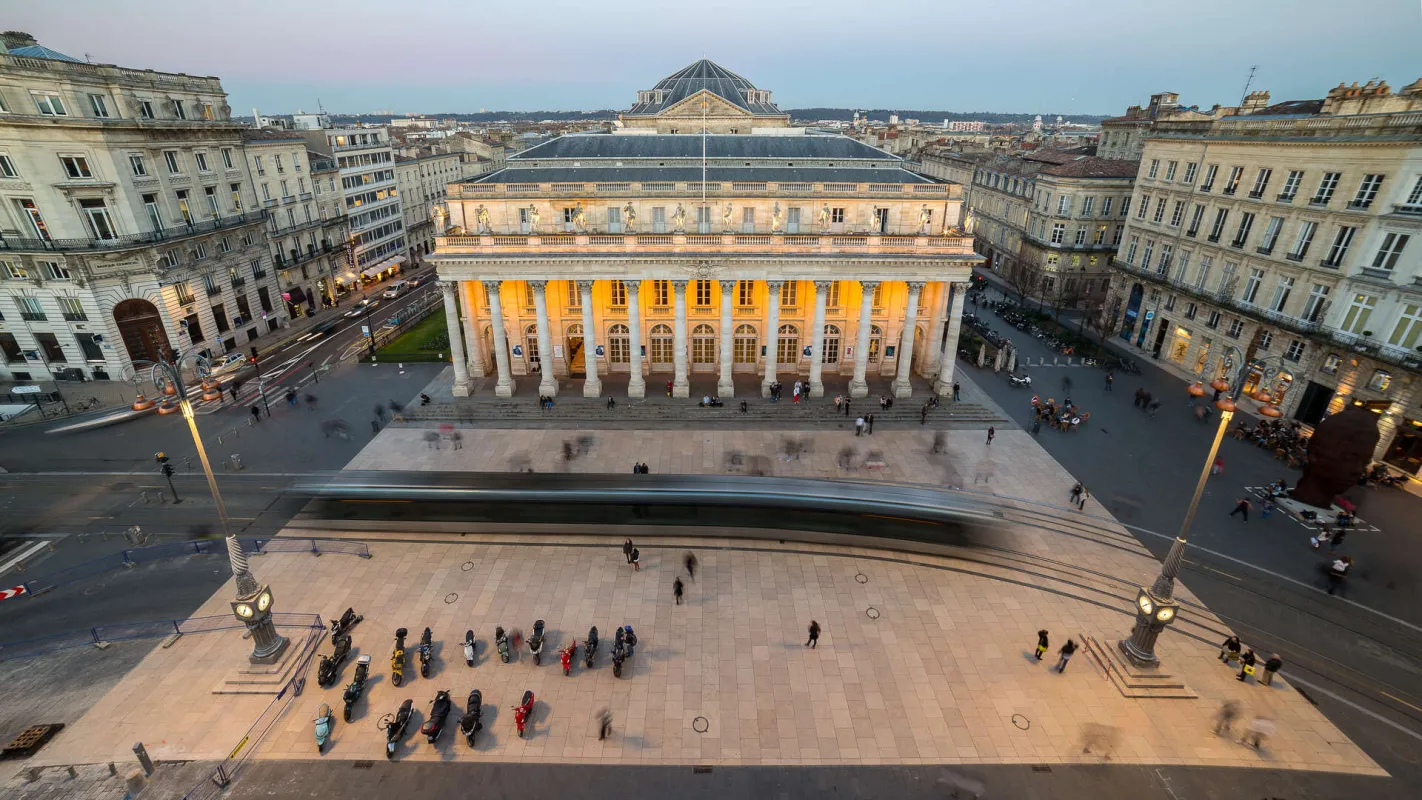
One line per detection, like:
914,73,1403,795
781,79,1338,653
463,629,478,667
314,702,335,753
1008,373,1032,388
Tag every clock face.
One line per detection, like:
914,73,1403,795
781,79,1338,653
1137,595,1154,615
235,603,254,618
1156,607,1176,622
257,591,271,612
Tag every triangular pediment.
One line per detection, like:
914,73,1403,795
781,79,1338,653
658,89,755,120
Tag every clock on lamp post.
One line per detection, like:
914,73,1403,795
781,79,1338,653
231,582,289,664
1119,584,1179,666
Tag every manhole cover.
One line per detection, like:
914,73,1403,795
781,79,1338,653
854,573,868,584
461,561,475,572
692,716,709,733
1012,714,1031,730
866,607,880,620
444,593,459,604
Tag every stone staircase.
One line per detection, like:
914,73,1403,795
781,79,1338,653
398,398,1008,429
1080,634,1198,700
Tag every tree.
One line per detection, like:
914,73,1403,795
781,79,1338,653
1003,259,1040,310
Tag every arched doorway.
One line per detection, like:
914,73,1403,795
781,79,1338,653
523,324,540,373
822,324,841,366
691,323,716,371
566,323,585,377
776,324,800,371
867,325,883,366
733,324,757,371
649,324,674,372
113,298,171,366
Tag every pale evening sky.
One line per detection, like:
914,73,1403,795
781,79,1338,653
7,0,1421,116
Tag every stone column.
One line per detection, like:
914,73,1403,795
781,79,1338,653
849,280,877,398
761,280,783,398
626,280,645,398
893,281,924,399
808,281,829,397
460,281,487,378
935,282,968,397
718,280,735,397
441,281,472,397
484,280,516,397
923,282,951,379
530,280,557,397
577,280,601,398
672,280,689,398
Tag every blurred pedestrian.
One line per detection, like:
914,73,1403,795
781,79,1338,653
1228,498,1252,522
986,426,995,446
834,395,843,414
805,620,821,648
424,430,441,450
1035,629,1049,660
374,403,387,421
953,382,961,402
843,397,852,417
370,419,381,435
1240,715,1275,749
597,708,612,741
1070,483,1083,505
921,404,929,425
866,413,875,434
1212,700,1240,735
623,539,633,564
1262,653,1283,686
1077,487,1090,510
630,547,640,572
250,405,262,423
673,577,684,605
230,382,240,402
854,416,865,436
286,389,298,408
1211,456,1224,476
1329,526,1349,552
1055,638,1077,672
1031,416,1041,435
451,431,463,450
1134,388,1145,408
304,394,318,411
931,431,946,454
740,400,748,414
1104,373,1114,391
607,396,616,410
684,552,697,581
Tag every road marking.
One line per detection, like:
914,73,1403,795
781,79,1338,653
1380,690,1422,714
1183,559,1242,581
0,540,54,577
1288,673,1422,743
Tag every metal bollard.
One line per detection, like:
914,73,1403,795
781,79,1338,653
133,742,154,777
67,766,77,779
230,453,243,471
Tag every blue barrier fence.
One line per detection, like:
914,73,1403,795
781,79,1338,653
20,537,370,596
0,613,324,663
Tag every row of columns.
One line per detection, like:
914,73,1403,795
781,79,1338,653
441,279,969,401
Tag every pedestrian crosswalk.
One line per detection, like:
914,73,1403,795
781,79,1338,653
1242,486,1382,533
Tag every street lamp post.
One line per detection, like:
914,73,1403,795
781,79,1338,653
1118,387,1237,667
363,302,377,360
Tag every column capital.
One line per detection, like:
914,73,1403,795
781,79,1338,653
719,279,737,292
624,279,640,296
528,279,547,293
765,279,784,291
860,279,879,291
813,280,833,291
906,281,926,292
576,279,596,291
952,280,972,291
670,279,689,290
439,280,457,297
481,279,502,295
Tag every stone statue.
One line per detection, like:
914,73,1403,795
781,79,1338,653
475,204,491,234
1290,405,1379,508
722,203,733,232
528,205,540,233
430,204,448,232
918,205,932,233
573,203,587,232
672,203,687,233
771,202,783,234
963,211,976,235
817,204,831,233
623,202,637,233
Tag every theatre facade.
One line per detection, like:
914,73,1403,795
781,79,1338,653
430,60,981,399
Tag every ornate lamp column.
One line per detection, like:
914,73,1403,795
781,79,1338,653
227,535,288,664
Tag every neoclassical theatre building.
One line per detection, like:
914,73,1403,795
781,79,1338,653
431,61,980,399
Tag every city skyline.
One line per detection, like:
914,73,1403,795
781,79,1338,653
6,0,1419,117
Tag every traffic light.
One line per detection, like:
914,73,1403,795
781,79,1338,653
155,452,168,464
250,346,260,365
161,463,175,477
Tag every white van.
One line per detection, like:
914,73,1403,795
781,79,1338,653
382,280,411,299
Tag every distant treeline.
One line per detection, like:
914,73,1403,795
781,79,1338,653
250,108,1106,126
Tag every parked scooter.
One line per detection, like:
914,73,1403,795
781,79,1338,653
513,690,535,737
1008,373,1032,388
391,628,408,687
528,619,546,665
560,640,577,676
421,690,453,745
612,640,626,678
463,630,478,667
383,699,413,759
584,626,599,669
495,626,511,663
460,689,483,747
329,607,362,644
342,655,370,722
314,702,335,753
317,634,352,688
418,627,434,678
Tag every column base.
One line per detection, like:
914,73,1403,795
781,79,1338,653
717,377,734,397
672,380,689,399
761,379,776,398
1117,637,1161,668
848,378,868,398
495,379,516,398
627,377,645,399
582,379,602,398
892,379,913,399
538,378,558,398
467,363,488,379
808,381,824,398
452,381,471,398
933,377,953,397
249,631,290,665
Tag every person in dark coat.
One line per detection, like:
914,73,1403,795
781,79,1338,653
1219,635,1241,665
630,547,640,571
1237,649,1257,682
623,539,634,564
1035,630,1049,660
1055,639,1077,672
673,577,684,605
805,620,821,648
1261,653,1283,686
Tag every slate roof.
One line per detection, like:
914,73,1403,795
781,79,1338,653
471,165,934,185
7,44,86,63
626,59,782,116
512,133,894,163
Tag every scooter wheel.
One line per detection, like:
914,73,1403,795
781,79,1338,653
343,706,353,723
533,654,540,666
392,673,402,687
421,666,429,678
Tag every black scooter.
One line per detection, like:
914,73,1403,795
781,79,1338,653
584,626,599,669
343,655,370,722
460,689,483,747
317,634,352,688
384,699,413,759
528,619,545,665
418,627,433,678
329,607,362,644
612,640,626,678
421,690,452,745
495,626,510,663
463,630,478,667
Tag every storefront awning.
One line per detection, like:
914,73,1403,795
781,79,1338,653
359,255,405,279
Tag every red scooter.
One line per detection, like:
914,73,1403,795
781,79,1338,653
560,640,577,677
513,690,535,738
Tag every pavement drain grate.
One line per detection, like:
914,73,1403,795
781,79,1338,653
352,761,373,769
1031,765,1053,773
1,724,65,758
693,766,713,774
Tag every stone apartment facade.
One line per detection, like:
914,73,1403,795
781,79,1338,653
1105,79,1422,473
395,150,462,264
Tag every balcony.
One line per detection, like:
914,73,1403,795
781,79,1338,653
1324,330,1422,370
262,198,278,208
1276,193,1296,203
450,179,955,202
252,269,267,279
434,232,977,261
205,285,222,297
175,294,196,306
231,277,246,288
299,191,313,201
281,195,297,205
61,312,87,322
20,311,47,321
0,210,268,255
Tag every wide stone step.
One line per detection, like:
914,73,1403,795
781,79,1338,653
1080,634,1198,700
403,401,1007,425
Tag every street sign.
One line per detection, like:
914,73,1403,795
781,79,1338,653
11,386,41,394
361,325,370,337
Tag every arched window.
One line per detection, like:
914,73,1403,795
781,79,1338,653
822,324,841,364
692,323,715,363
524,324,540,372
607,323,630,363
649,323,674,364
776,323,800,365
733,324,757,363
566,323,583,336
868,325,883,363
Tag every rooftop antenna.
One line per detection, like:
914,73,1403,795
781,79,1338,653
1238,65,1258,105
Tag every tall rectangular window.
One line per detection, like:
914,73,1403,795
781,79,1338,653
1242,267,1263,305
88,94,109,117
1312,172,1340,206
78,199,116,240
1389,303,1422,349
1341,293,1376,335
610,280,628,307
1050,223,1064,244
1223,166,1243,195
195,152,210,172
1259,217,1283,254
1350,174,1384,209
1325,226,1357,267
1279,170,1303,202
1165,161,1178,181
1371,233,1410,271
1249,168,1272,198
695,280,712,306
1231,212,1255,248
59,155,92,179
129,154,147,176
1170,200,1185,227
741,207,755,233
1269,275,1294,313
1194,255,1213,289
1208,208,1228,241
1101,197,1113,217
163,151,181,174
1187,204,1205,236
1147,159,1160,179
171,99,187,119
1201,164,1218,191
1152,197,1166,223
1302,284,1329,322
1125,235,1139,264
1404,175,1422,210
652,280,668,306
1182,162,1197,184
1080,196,1095,216
780,281,798,308
1136,194,1150,220
737,280,754,307
1288,221,1318,261
32,92,67,115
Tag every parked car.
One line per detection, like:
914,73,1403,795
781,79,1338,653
383,281,411,299
205,352,249,379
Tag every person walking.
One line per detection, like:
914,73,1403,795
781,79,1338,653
805,620,821,649
1237,648,1257,682
1212,700,1240,735
1077,487,1090,511
1261,653,1283,686
834,395,843,414
1035,629,1049,661
1218,635,1242,665
843,398,851,417
793,383,801,404
866,413,875,435
1211,456,1224,476
739,400,748,414
931,431,946,454
623,539,634,564
250,404,262,423
1134,388,1145,408
1328,526,1349,553
1240,715,1275,749
953,382,961,402
1031,416,1041,435
1055,639,1077,672
673,577,684,605
986,426,995,446
1070,483,1084,505
920,404,929,425
597,708,613,741
286,389,298,408
1326,555,1351,595
374,403,387,422
630,547,640,572
1104,373,1114,392
230,382,241,403
1228,498,1252,522
684,552,697,581
854,416,865,436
